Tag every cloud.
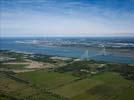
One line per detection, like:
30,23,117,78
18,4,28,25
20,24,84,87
0,0,134,37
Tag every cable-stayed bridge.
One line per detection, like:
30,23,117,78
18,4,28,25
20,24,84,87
80,44,107,60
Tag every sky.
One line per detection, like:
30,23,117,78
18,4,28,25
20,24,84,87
0,0,134,37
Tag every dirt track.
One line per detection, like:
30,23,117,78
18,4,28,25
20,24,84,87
2,59,54,73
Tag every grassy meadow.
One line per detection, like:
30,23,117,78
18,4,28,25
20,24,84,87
16,71,134,100
17,70,78,89
0,73,59,100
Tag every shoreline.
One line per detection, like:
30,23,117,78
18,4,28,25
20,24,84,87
0,49,134,64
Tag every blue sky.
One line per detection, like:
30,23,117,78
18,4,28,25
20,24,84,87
0,0,134,37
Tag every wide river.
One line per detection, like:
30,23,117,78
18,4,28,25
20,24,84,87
0,37,134,64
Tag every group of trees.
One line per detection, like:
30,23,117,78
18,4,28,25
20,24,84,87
56,60,134,80
29,54,57,63
106,63,134,80
56,61,105,77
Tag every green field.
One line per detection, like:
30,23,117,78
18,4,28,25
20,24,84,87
70,72,134,100
0,73,59,100
0,63,28,69
17,70,78,89
16,70,134,100
54,78,102,98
